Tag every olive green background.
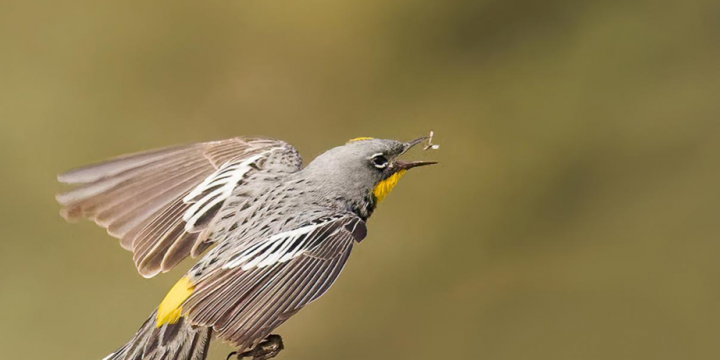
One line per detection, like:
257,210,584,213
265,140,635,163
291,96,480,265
2,1,719,359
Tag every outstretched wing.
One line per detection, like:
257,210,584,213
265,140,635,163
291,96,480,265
56,137,302,278
183,215,367,349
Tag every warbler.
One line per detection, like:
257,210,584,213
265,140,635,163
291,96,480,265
57,134,439,360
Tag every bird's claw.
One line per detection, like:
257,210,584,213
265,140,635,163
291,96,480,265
228,334,284,360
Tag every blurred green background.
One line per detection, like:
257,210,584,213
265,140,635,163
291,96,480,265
2,0,719,359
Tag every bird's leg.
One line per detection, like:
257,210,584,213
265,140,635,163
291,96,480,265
227,334,285,360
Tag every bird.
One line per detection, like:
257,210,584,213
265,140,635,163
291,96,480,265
56,134,439,360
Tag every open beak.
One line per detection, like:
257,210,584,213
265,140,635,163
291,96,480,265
395,159,438,171
394,136,438,171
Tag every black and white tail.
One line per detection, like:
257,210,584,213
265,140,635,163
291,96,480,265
101,310,211,360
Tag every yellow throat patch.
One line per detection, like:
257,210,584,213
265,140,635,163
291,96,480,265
373,170,407,203
156,276,195,327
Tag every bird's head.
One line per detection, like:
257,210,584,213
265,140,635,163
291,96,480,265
304,133,438,217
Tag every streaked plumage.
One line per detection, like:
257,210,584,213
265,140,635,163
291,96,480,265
57,135,436,360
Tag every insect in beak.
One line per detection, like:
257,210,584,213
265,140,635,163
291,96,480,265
396,131,439,172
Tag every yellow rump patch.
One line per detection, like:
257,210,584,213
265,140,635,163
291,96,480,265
347,137,374,143
373,170,407,203
156,276,195,327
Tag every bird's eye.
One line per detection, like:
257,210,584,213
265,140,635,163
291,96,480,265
371,155,389,169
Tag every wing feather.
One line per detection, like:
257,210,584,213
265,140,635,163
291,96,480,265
57,145,194,184
183,215,366,349
56,137,302,278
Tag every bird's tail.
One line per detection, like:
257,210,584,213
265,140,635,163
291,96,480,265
101,310,212,360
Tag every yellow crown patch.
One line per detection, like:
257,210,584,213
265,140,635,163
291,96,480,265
347,137,374,143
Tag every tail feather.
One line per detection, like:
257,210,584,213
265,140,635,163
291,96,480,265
102,311,211,360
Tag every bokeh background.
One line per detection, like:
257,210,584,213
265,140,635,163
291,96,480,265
2,1,719,359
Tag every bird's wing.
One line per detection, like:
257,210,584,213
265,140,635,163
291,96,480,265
56,137,302,278
183,214,367,349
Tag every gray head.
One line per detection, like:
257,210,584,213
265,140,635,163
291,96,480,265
301,136,437,218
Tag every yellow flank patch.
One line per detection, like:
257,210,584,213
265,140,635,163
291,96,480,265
156,276,195,327
347,137,374,143
373,170,407,203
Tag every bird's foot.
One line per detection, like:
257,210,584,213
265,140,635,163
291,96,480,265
227,334,284,360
